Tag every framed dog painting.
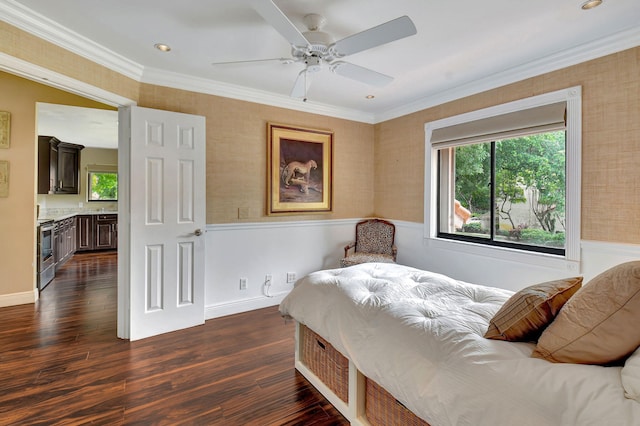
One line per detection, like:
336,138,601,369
267,123,333,215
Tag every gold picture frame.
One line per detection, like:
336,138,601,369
0,111,10,149
267,123,333,215
0,160,8,197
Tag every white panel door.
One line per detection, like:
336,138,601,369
121,105,206,341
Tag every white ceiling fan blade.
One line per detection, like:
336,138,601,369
250,0,310,48
290,69,311,99
211,57,294,66
331,61,393,87
332,16,417,57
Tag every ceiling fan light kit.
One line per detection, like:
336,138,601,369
302,55,322,73
218,0,417,101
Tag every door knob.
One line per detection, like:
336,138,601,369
194,228,203,236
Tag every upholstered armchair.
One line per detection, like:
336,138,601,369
340,218,397,268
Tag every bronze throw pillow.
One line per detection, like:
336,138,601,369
485,276,582,342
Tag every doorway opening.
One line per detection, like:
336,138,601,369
35,102,119,293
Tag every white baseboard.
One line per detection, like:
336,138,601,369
205,292,288,320
0,289,38,307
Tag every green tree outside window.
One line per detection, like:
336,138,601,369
446,130,566,251
89,172,118,201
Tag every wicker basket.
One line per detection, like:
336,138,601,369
365,377,430,426
300,324,349,403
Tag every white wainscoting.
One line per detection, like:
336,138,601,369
203,219,640,319
204,219,359,319
581,240,640,282
396,221,580,291
396,221,640,290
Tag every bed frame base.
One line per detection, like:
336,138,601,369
294,322,370,425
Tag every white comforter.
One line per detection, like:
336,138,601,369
279,263,640,426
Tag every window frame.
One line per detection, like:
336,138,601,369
424,87,582,268
437,133,567,256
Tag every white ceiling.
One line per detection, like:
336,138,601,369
37,103,118,149
2,0,640,125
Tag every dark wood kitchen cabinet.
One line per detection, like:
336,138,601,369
54,217,76,270
76,214,117,251
95,214,118,250
37,136,84,194
76,215,94,252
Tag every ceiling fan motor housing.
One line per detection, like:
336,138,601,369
249,3,417,100
293,29,335,61
291,13,337,62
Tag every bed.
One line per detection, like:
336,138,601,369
279,262,640,426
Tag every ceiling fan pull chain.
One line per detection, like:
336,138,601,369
303,71,308,102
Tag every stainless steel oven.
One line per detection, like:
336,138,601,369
37,220,56,291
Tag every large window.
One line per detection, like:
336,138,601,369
437,130,566,255
425,87,581,264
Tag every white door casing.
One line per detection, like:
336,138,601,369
117,106,206,340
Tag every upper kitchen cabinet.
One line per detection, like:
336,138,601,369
38,136,84,194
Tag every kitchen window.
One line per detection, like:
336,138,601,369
88,167,118,201
424,87,582,265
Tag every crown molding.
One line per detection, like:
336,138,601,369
141,67,375,123
0,52,136,107
375,25,640,123
0,0,144,80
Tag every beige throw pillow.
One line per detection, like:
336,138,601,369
484,276,582,341
532,261,640,364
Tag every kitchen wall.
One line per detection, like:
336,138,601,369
37,147,119,217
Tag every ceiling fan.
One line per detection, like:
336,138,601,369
212,0,417,101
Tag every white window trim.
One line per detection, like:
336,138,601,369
424,86,582,270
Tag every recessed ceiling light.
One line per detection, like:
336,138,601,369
365,95,375,99
154,43,171,52
581,0,603,10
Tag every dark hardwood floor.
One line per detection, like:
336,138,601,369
0,252,348,425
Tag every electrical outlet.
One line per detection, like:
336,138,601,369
286,272,296,283
239,278,248,290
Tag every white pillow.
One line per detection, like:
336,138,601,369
622,347,640,402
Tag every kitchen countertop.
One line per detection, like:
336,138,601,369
38,211,118,222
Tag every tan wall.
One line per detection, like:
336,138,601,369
375,46,640,244
37,147,119,213
139,84,375,223
0,71,115,299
